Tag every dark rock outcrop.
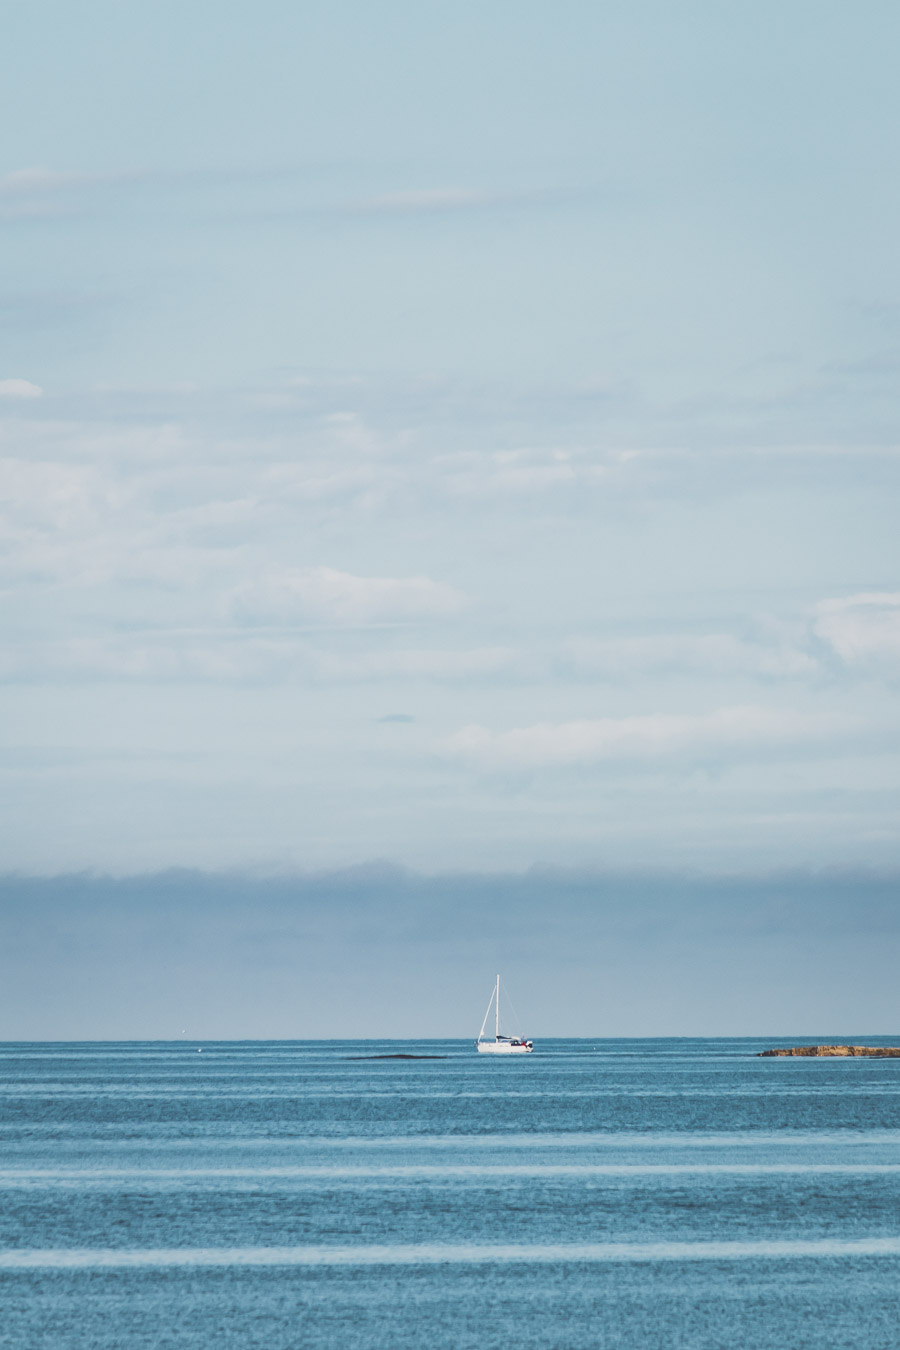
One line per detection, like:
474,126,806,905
759,1045,900,1057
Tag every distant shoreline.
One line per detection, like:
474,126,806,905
759,1045,900,1057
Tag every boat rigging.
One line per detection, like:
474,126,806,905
475,974,533,1054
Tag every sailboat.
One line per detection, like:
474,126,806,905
475,974,534,1053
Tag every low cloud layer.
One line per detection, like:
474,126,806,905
2,866,898,1038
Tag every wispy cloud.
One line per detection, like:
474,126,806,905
566,635,817,680
354,187,491,214
0,635,510,685
0,378,42,399
226,566,466,627
0,167,136,221
814,593,900,670
0,169,102,195
442,450,587,497
318,645,509,680
311,185,553,222
444,706,840,769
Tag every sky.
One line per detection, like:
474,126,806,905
2,2,899,1035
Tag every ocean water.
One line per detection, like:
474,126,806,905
2,1039,900,1349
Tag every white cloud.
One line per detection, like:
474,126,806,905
0,458,122,583
0,379,42,399
1,416,191,463
0,636,294,684
263,464,386,503
444,453,580,496
0,635,510,686
226,566,465,627
317,646,512,681
814,593,900,669
567,634,817,680
444,706,831,769
319,411,380,454
0,454,249,589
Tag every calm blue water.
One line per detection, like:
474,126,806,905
2,1038,900,1348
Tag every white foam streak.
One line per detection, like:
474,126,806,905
4,1238,900,1270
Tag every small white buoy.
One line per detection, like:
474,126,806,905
197,1048,202,1053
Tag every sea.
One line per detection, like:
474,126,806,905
2,1038,900,1349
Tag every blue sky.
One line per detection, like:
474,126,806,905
1,4,899,1032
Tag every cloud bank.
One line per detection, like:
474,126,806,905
2,866,898,1038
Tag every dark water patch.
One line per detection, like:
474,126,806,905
346,1053,448,1060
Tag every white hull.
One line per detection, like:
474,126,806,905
477,1039,533,1054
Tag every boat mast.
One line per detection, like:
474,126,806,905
478,983,495,1042
495,974,500,1039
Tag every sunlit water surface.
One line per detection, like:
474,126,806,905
2,1038,900,1348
